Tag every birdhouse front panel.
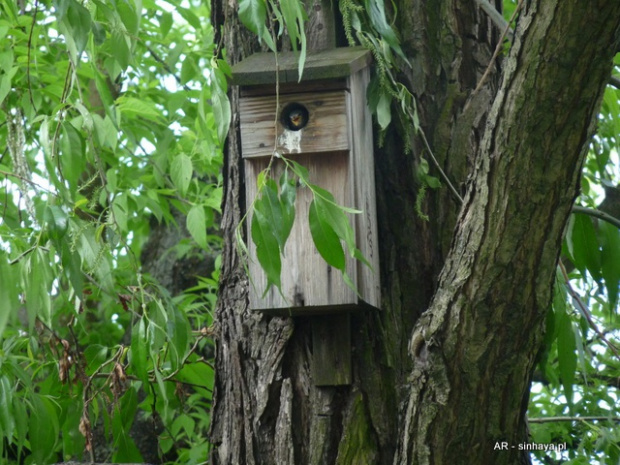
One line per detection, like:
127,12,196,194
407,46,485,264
232,47,380,316
245,152,358,312
239,90,349,158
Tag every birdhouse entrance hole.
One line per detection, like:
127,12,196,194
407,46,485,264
281,102,309,131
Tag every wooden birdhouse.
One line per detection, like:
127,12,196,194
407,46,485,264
232,47,380,317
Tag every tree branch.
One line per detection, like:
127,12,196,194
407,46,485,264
572,205,620,229
473,0,514,41
529,416,620,424
558,261,620,360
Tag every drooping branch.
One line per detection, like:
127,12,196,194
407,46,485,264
572,205,620,230
528,416,620,424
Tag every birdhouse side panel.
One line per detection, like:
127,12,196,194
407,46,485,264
245,153,358,314
348,68,381,309
240,91,350,159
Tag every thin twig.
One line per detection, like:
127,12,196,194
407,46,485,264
0,168,56,195
529,416,620,424
419,131,464,204
572,205,620,230
9,246,38,265
470,0,523,100
558,261,620,360
145,44,191,92
26,0,39,111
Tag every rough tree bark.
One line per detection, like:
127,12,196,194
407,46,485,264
209,1,620,464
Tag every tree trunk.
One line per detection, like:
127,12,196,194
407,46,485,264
209,1,620,464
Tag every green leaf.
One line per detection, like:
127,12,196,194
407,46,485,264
53,0,71,21
187,204,207,249
24,249,53,328
44,205,69,242
159,11,173,37
84,344,109,375
117,0,139,35
0,375,15,437
353,247,372,270
60,241,83,295
279,171,297,250
12,397,27,457
600,221,620,310
64,0,92,54
131,318,149,385
112,426,143,462
181,55,198,84
0,69,15,105
567,213,602,282
112,196,128,232
238,0,276,50
118,387,139,430
308,198,346,271
92,20,106,45
117,96,164,123
363,0,407,62
548,273,566,345
149,300,169,354
425,175,441,189
176,6,202,29
211,69,231,144
556,307,576,405
279,0,307,78
29,394,59,464
0,49,13,73
93,64,116,111
171,153,193,196
0,253,19,339
60,122,86,190
288,159,310,185
251,203,282,292
110,30,130,69
171,413,196,437
310,184,356,253
238,0,266,34
176,360,214,391
256,179,293,252
204,186,223,213
167,306,191,371
376,93,392,130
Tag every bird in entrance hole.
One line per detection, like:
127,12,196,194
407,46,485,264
281,103,309,131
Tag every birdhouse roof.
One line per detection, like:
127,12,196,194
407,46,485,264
231,47,372,86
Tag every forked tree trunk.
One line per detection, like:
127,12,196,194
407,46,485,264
209,1,620,464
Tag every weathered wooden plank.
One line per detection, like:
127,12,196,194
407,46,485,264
231,47,371,86
312,314,351,386
239,79,347,98
348,67,381,309
240,91,349,158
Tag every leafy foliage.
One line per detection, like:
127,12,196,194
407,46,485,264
0,0,222,462
237,0,307,77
